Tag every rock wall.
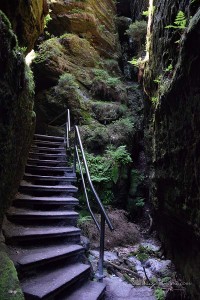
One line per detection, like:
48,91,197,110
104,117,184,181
0,11,35,229
0,10,36,300
144,1,200,298
0,0,48,52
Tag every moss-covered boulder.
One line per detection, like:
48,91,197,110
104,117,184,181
0,237,24,300
0,0,48,52
0,11,35,228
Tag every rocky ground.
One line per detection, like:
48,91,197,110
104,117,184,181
80,209,187,300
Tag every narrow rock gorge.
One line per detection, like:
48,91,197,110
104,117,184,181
0,0,200,299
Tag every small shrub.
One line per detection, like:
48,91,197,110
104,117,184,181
93,68,121,87
155,288,165,300
126,21,147,49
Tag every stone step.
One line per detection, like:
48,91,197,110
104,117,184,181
19,181,78,193
6,207,79,222
9,244,84,271
24,173,76,183
3,222,81,244
34,134,64,142
25,164,73,172
13,194,79,208
62,281,106,300
27,158,67,166
21,263,90,299
33,140,65,148
31,146,65,152
29,152,66,159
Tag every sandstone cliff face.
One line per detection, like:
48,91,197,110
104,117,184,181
144,1,200,298
0,0,48,52
47,0,119,58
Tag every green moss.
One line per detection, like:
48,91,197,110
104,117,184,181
92,68,121,87
0,247,24,300
34,38,64,64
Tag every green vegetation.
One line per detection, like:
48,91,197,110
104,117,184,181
127,169,145,216
165,11,187,29
93,68,121,87
126,21,147,49
78,145,132,205
69,8,85,14
151,96,159,104
133,245,155,262
98,24,106,32
164,64,173,72
154,288,165,300
0,247,24,300
110,117,135,135
142,6,155,17
34,38,64,63
44,13,52,28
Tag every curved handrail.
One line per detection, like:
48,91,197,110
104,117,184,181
51,107,113,281
74,125,114,231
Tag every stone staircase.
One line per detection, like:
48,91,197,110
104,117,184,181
3,134,106,300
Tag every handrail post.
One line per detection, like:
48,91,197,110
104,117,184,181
97,214,105,282
66,121,69,148
73,130,77,173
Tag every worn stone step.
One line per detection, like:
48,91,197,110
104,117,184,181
13,194,79,207
3,222,81,244
31,146,66,154
62,281,106,300
34,134,64,142
33,140,65,148
25,164,73,172
29,152,66,159
21,263,90,299
24,173,76,183
19,181,78,193
6,207,79,222
9,244,84,270
27,158,67,166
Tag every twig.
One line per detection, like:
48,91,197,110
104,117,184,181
143,266,152,285
106,261,140,279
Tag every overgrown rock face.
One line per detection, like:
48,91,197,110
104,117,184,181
144,1,200,298
0,11,35,229
0,0,48,52
32,0,146,211
47,0,119,58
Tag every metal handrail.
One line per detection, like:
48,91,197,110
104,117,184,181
64,109,114,281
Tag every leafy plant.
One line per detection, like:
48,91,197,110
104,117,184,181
151,96,159,104
153,75,162,84
78,145,132,205
165,11,187,29
142,6,155,17
44,12,52,28
164,64,173,72
155,288,165,300
136,245,150,262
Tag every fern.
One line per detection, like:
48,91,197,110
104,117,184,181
165,11,187,29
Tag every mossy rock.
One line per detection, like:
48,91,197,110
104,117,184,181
0,242,24,300
0,11,35,228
